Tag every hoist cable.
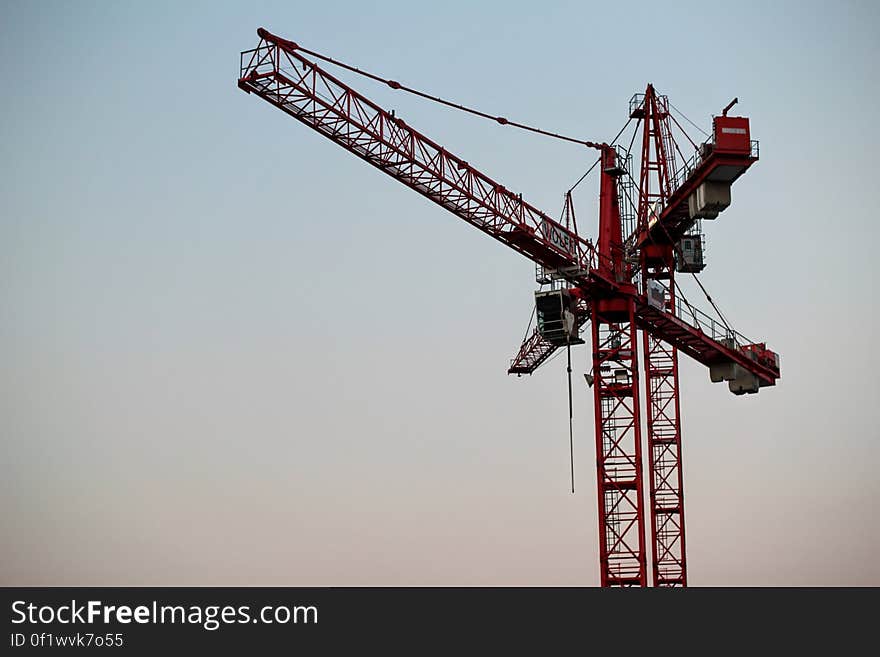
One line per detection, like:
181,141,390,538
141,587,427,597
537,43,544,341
666,111,700,151
651,216,736,336
669,101,710,138
610,117,634,149
686,271,734,336
568,157,600,193
568,117,636,192
566,342,575,495
287,41,605,150
521,306,536,345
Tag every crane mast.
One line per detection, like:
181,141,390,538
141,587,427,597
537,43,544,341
238,28,781,587
633,87,687,586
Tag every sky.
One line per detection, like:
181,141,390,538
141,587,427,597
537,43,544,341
2,0,878,586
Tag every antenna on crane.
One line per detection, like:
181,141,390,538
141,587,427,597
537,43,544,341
722,97,739,116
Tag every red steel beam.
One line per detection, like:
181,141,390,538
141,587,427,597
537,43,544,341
591,300,647,586
508,310,589,376
634,88,688,586
633,299,779,386
643,329,687,586
508,326,565,376
635,151,757,249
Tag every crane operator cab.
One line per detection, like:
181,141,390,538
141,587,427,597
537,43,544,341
676,233,705,273
535,289,583,346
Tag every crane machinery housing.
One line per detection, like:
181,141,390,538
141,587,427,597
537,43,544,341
237,28,781,587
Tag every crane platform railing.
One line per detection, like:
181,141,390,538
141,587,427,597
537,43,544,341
672,295,750,350
634,297,778,385
670,138,760,193
628,133,760,251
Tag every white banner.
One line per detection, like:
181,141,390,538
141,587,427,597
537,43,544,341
541,220,577,257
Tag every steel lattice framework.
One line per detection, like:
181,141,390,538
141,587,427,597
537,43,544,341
591,309,646,586
634,86,688,586
643,331,687,585
237,28,781,586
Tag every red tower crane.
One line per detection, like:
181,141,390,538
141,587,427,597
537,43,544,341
237,28,781,587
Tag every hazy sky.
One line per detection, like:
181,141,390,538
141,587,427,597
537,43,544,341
2,0,878,586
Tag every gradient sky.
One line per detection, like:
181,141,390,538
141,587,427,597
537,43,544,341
2,0,878,586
